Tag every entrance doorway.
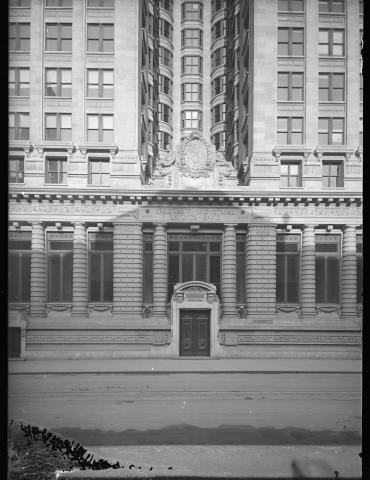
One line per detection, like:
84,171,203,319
179,309,210,356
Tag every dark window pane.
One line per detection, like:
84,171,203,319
196,255,207,282
22,254,31,301
315,257,325,302
49,255,61,301
182,254,193,282
236,253,246,303
286,255,299,302
169,241,180,252
90,254,100,301
357,257,363,303
49,241,73,250
326,256,339,302
276,255,285,303
8,254,20,301
168,255,179,298
315,243,338,252
63,252,73,301
143,252,153,303
183,241,207,252
103,252,113,301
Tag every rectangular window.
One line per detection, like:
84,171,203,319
47,233,73,302
211,103,226,124
87,69,113,98
9,156,24,183
212,19,226,42
318,117,344,145
87,0,114,7
46,0,72,6
319,29,344,56
89,232,113,302
9,23,30,51
182,29,203,47
277,117,303,144
159,131,172,150
88,157,110,185
182,56,202,74
277,72,304,101
168,235,222,299
181,83,202,101
158,103,172,124
212,0,225,15
45,68,72,97
360,73,363,102
212,131,226,150
9,0,31,6
211,47,226,69
9,232,31,302
319,0,344,13
159,19,173,41
280,162,302,187
315,235,340,303
356,235,363,304
159,0,173,14
143,234,153,304
45,23,72,51
87,24,114,52
87,114,113,143
322,161,344,187
9,113,29,140
318,73,344,101
45,157,67,184
278,0,304,11
9,68,30,96
212,75,226,96
159,47,173,68
45,113,72,141
276,234,300,303
182,2,203,20
278,28,304,56
159,75,173,96
181,110,202,129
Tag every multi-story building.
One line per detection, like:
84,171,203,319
8,0,362,360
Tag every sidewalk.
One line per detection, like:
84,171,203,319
58,445,362,478
8,358,362,374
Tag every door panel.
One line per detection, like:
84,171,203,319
180,310,210,356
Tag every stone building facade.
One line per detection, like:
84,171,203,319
9,0,362,359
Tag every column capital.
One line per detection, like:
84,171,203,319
31,221,44,227
154,222,167,228
224,223,238,229
73,222,86,228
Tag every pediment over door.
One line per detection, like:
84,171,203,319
173,281,218,304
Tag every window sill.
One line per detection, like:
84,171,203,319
86,96,114,100
44,51,72,54
318,11,345,15
278,10,305,14
44,96,72,99
277,100,304,104
319,56,346,60
86,184,112,188
86,51,114,56
9,50,30,54
9,95,30,99
44,183,68,186
9,181,25,184
279,186,304,189
277,55,304,59
318,101,346,104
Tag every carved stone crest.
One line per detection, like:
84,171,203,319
177,132,215,179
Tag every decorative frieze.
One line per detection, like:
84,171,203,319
27,334,170,345
220,333,361,345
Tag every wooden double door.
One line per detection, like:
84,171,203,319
179,309,210,356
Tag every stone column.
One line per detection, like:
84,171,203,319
245,224,276,319
341,225,358,319
152,223,167,317
222,224,237,317
300,225,316,318
71,223,88,317
113,223,143,316
29,222,46,317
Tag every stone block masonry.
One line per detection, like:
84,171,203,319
113,223,143,315
246,224,276,318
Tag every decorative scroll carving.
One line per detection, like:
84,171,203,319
155,144,176,176
276,305,300,313
215,151,234,177
316,305,341,314
143,305,153,318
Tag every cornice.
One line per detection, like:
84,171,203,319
8,188,362,207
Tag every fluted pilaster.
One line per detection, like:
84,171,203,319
113,223,143,315
29,222,46,317
222,224,237,316
300,225,316,318
152,223,167,316
71,223,88,317
341,225,358,319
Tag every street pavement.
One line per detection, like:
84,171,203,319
8,364,362,477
